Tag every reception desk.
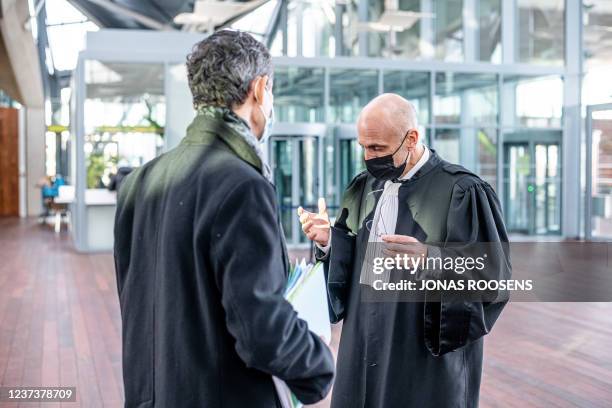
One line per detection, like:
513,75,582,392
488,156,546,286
84,189,117,251
69,189,117,252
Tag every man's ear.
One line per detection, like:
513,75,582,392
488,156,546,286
408,128,419,148
252,75,268,105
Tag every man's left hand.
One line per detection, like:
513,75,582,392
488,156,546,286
381,234,428,258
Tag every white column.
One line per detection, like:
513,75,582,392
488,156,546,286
358,0,369,56
164,63,195,151
420,0,435,59
18,106,27,217
500,78,516,128
24,107,46,216
464,0,479,62
501,0,515,64
460,89,476,169
563,0,583,238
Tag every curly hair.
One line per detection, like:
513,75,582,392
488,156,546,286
186,30,273,109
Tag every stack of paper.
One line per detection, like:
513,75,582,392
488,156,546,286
273,260,331,408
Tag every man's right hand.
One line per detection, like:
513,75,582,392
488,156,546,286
297,198,330,247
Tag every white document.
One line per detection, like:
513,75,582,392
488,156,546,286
273,262,331,408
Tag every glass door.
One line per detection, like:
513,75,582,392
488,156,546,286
269,135,322,246
503,133,562,235
534,143,561,234
270,138,294,243
338,138,365,192
504,143,531,233
297,137,320,244
585,103,612,239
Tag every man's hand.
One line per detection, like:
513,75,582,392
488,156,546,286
381,234,428,258
297,198,330,247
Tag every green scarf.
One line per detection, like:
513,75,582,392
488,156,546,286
197,105,271,181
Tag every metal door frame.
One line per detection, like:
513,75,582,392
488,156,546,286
585,103,612,240
268,122,327,247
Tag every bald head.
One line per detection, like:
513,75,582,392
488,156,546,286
357,93,421,162
358,93,418,137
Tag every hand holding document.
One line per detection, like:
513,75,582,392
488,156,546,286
298,198,331,247
273,260,331,408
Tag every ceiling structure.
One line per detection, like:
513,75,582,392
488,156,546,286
66,0,269,31
36,0,279,108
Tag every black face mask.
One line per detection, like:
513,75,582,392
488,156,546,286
365,132,410,181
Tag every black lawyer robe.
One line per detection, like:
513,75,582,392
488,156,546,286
114,112,334,408
320,150,511,408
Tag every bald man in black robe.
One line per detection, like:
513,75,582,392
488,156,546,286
299,93,511,408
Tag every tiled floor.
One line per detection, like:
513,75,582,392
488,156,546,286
1,218,611,407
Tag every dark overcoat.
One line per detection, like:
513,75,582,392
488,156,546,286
114,112,334,408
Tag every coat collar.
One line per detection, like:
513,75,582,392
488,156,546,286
182,110,264,173
408,148,442,181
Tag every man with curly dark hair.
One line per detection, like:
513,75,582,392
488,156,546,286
114,30,334,407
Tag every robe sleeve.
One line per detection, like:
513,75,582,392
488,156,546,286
318,174,366,324
210,177,334,404
424,178,511,357
320,220,356,324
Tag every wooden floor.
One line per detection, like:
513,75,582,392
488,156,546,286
0,218,611,407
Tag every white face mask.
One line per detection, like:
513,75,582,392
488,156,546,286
257,87,274,144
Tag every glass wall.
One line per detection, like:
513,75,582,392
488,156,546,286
502,74,563,128
436,127,497,187
434,0,464,61
475,127,498,187
329,68,378,123
268,62,564,239
434,73,498,125
434,128,461,163
67,2,586,247
478,0,502,63
584,1,612,69
273,66,325,122
366,0,463,61
433,72,498,183
387,0,425,59
383,70,430,125
587,108,612,239
284,0,337,57
267,0,565,65
45,88,72,178
583,4,612,239
433,126,497,183
583,1,612,107
516,0,565,65
73,58,567,243
83,61,164,189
